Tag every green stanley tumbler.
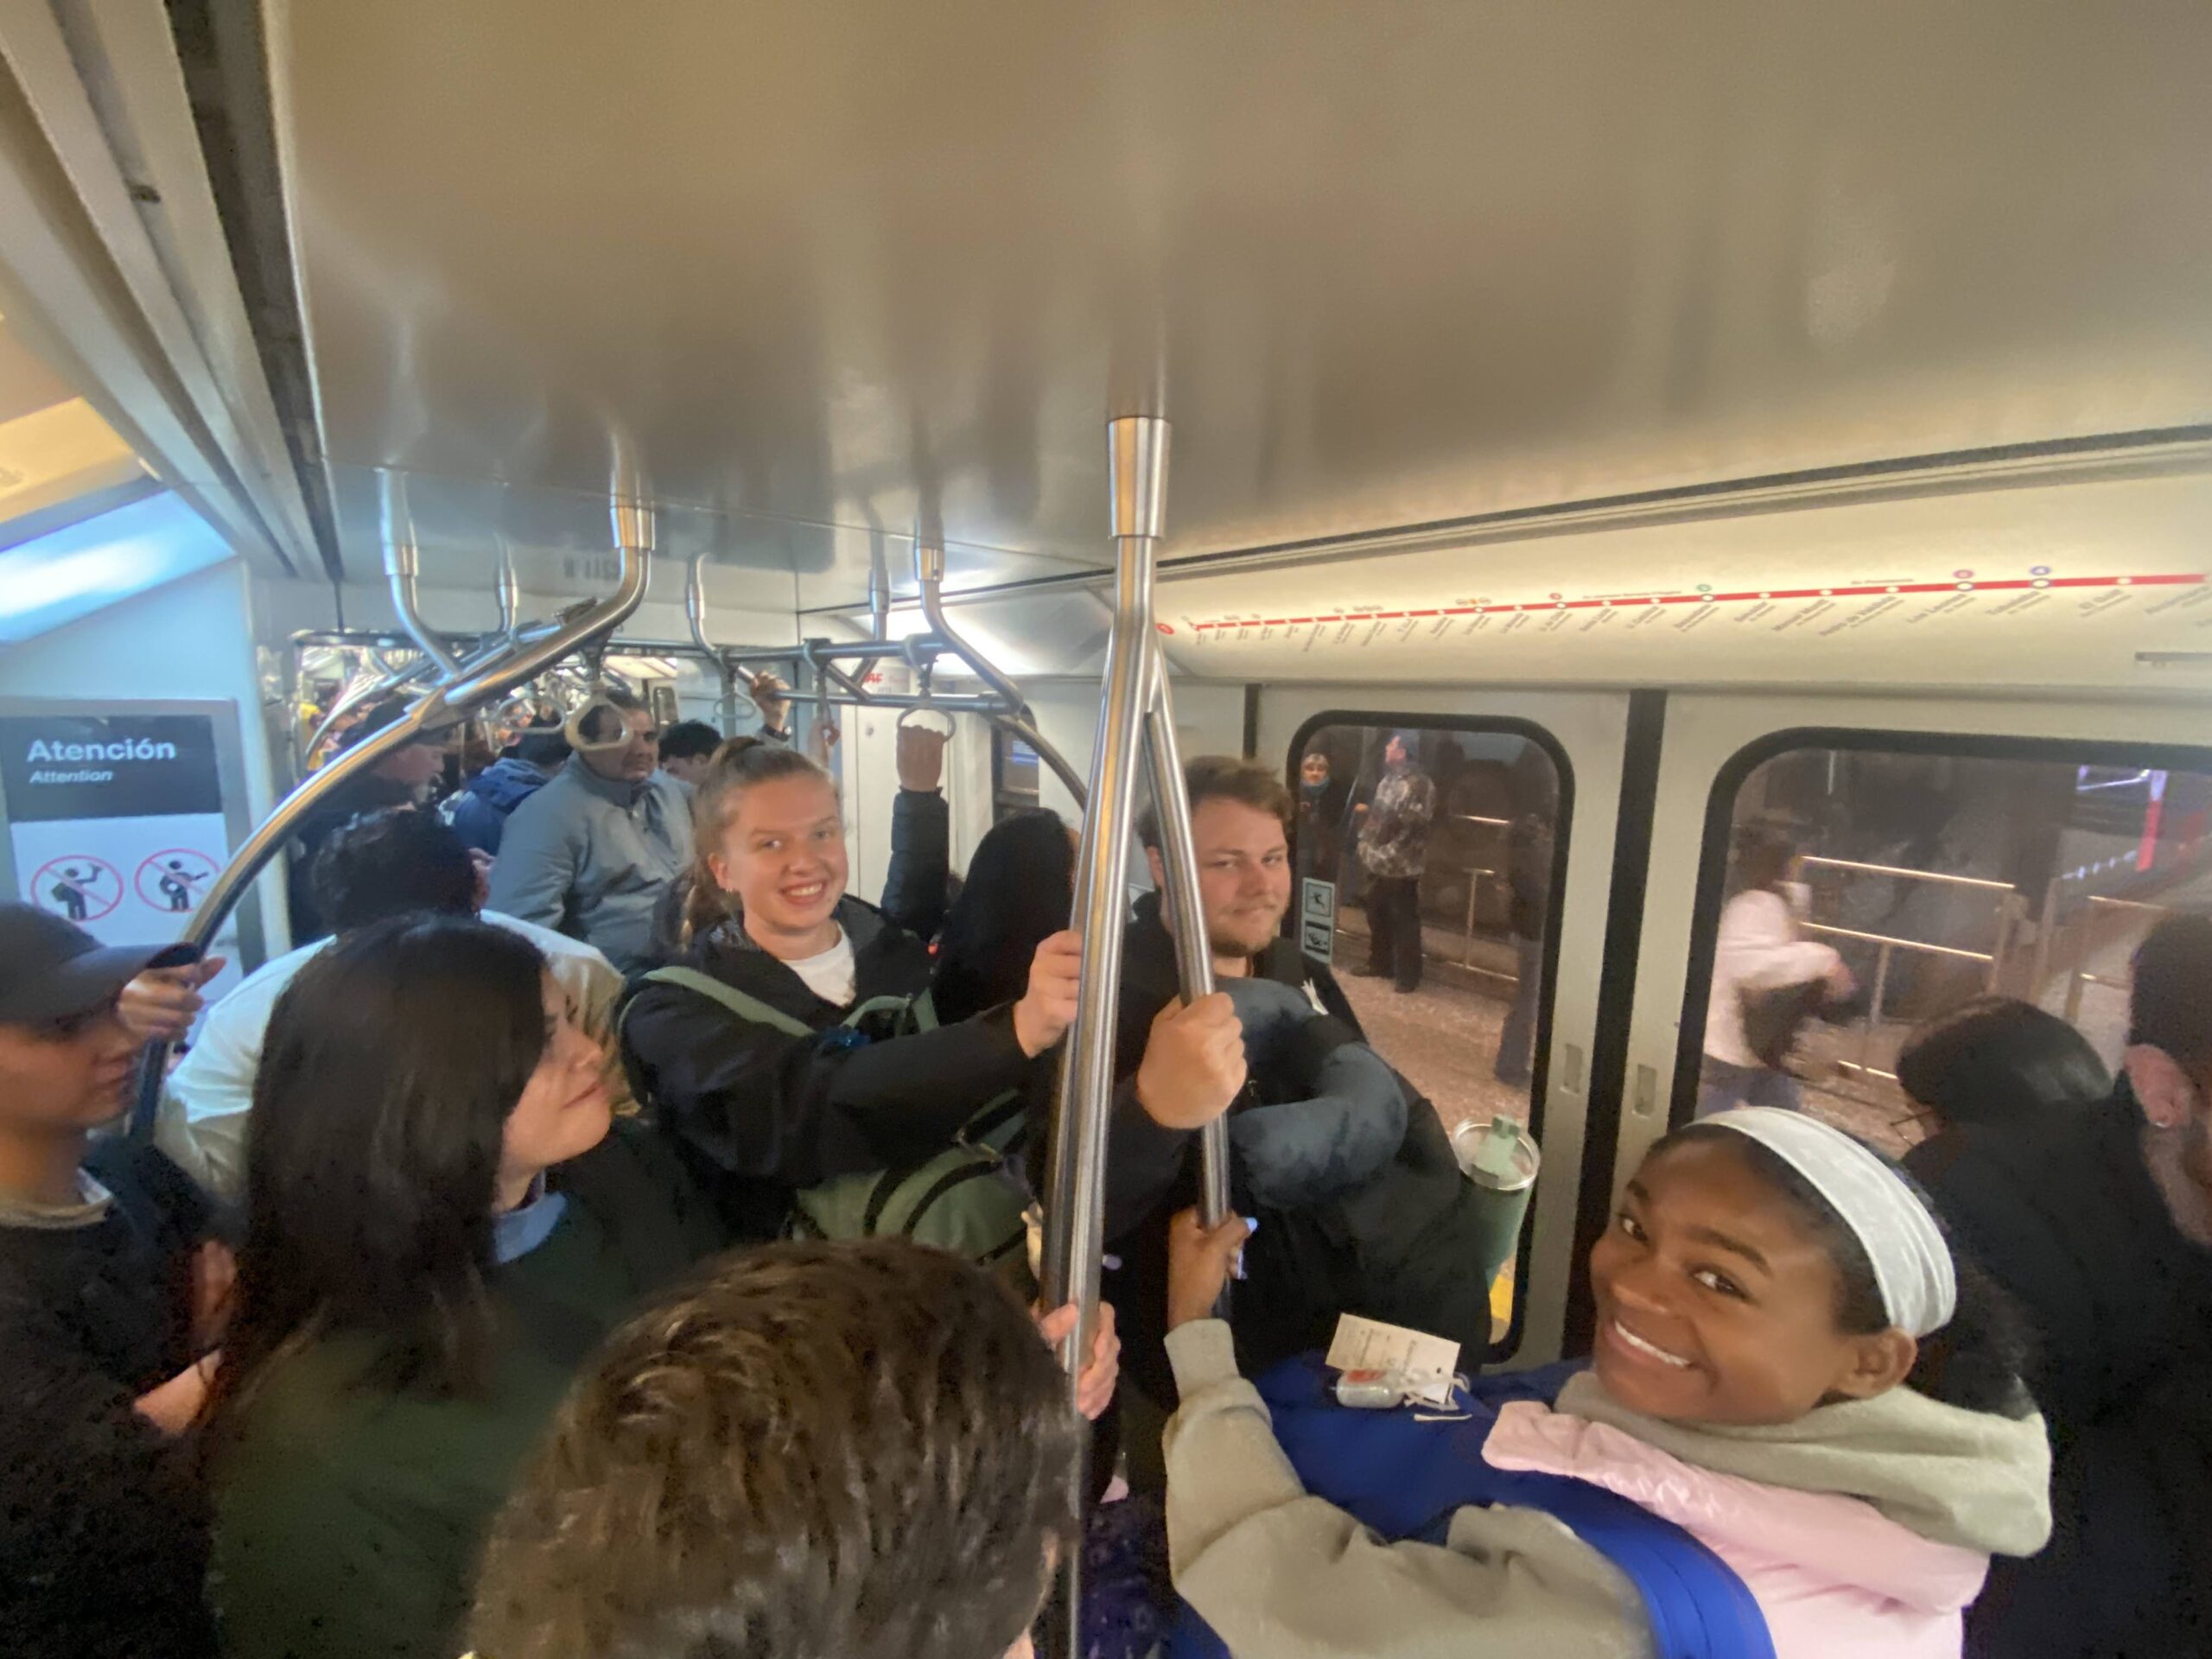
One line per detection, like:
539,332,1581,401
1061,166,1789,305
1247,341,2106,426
1449,1114,1541,1287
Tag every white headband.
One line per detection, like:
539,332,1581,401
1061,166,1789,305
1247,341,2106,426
1700,1108,1956,1338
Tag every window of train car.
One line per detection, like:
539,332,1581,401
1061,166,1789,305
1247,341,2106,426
991,726,1040,823
1291,719,1566,1350
1679,736,2212,1154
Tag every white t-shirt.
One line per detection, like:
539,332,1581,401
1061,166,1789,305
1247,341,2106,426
786,929,857,1007
155,910,625,1205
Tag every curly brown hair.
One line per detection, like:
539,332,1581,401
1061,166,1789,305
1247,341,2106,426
468,1239,1080,1659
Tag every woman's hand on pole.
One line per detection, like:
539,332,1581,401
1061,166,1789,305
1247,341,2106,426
1036,1300,1120,1421
1167,1207,1253,1332
1013,928,1084,1057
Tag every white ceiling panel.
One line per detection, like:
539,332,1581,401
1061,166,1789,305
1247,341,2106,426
270,2,2212,609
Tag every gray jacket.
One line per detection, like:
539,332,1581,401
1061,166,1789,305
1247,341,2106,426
486,756,694,972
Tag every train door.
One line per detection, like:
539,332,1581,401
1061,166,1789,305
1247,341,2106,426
1597,688,2212,1349
1253,683,1641,1367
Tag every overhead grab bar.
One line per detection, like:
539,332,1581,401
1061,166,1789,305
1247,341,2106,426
687,552,758,732
913,538,1090,805
494,541,520,639
131,452,658,1138
381,472,466,681
1037,415,1224,1656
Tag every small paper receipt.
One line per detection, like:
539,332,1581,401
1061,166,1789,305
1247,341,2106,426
1325,1314,1463,1408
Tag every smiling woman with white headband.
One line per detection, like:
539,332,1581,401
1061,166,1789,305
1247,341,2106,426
1157,1107,2056,1659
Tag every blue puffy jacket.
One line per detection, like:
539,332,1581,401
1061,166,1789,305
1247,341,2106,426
444,757,555,856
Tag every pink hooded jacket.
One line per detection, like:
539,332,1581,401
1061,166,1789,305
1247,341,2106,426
1486,1400,1992,1659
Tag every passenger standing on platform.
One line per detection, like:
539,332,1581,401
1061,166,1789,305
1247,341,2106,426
447,714,567,857
1354,732,1435,993
206,915,724,1659
1698,827,1853,1114
1909,914,2212,1657
285,699,450,943
489,690,693,973
0,906,227,1656
1294,747,1350,893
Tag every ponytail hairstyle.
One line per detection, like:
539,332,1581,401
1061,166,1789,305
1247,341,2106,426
1654,1122,2036,1416
678,738,838,946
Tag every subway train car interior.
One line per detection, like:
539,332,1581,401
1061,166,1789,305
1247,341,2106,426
3,4,2211,1657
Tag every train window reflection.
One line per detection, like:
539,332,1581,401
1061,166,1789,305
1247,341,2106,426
1690,741,2212,1154
1292,721,1564,1348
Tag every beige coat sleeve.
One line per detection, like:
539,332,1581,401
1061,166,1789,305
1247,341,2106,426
1163,1320,1655,1659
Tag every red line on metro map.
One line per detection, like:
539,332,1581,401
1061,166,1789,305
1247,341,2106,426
1182,574,2205,631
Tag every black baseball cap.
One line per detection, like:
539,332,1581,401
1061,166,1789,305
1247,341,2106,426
0,903,201,1026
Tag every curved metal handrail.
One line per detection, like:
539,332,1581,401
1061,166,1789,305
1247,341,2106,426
130,486,656,1138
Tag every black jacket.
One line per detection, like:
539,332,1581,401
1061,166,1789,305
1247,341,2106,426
1099,893,1495,1406
621,896,1039,1241
0,1141,219,1657
284,772,421,944
1907,1084,2212,1657
881,786,951,942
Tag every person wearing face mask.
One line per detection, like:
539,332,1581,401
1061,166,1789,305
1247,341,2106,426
205,915,725,1659
489,689,695,972
285,698,452,943
1160,1109,2053,1659
1909,913,2212,1656
1294,747,1351,891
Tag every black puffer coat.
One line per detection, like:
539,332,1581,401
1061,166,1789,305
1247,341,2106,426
1907,1083,2212,1657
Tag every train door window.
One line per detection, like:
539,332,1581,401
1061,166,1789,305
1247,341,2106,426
1681,739,2212,1154
1291,720,1567,1347
991,725,1040,823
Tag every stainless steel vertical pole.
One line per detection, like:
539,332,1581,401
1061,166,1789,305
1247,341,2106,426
1038,415,1166,1658
1141,644,1232,1230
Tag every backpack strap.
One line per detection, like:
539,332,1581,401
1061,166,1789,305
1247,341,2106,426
637,965,816,1039
957,1088,1027,1160
841,992,918,1030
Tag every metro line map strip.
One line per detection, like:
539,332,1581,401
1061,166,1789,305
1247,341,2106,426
1171,573,2208,638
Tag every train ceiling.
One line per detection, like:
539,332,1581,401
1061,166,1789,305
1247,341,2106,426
261,2,2212,612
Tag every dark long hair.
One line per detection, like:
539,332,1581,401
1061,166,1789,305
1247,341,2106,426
1897,996,2108,1129
212,915,551,1414
1656,1122,2036,1416
932,810,1074,1023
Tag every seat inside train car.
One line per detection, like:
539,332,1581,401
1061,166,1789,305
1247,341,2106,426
3,4,2210,1657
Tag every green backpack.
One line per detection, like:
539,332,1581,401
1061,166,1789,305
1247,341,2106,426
630,967,1036,1294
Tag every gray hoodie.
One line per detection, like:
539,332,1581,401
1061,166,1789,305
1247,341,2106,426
1164,1321,2051,1658
486,755,693,973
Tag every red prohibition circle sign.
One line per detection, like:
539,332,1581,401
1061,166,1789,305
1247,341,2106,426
136,849,219,913
32,855,123,922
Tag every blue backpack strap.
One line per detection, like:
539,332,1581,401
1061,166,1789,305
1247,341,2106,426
1166,1356,1775,1659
